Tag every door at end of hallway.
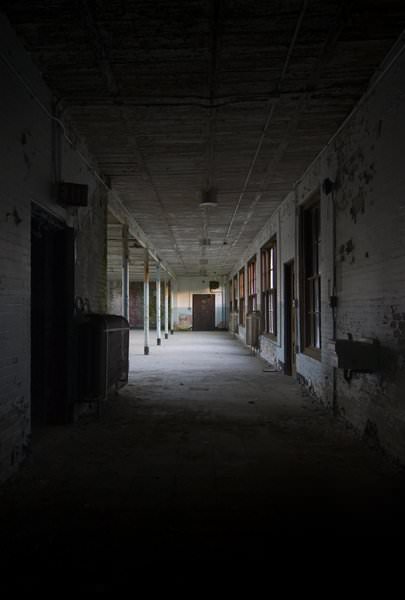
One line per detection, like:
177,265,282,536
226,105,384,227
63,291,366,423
192,294,215,331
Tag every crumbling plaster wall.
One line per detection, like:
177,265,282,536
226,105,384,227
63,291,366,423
294,49,405,460
0,15,107,481
107,278,123,317
330,52,405,460
230,47,405,461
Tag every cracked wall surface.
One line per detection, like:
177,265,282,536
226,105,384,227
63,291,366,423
230,48,405,462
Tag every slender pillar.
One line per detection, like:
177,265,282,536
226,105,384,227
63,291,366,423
156,263,161,345
169,280,174,334
144,249,150,355
164,279,169,339
122,225,129,321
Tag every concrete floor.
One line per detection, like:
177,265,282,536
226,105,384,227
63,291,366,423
1,331,405,582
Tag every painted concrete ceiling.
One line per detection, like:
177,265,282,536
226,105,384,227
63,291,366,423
3,1,405,277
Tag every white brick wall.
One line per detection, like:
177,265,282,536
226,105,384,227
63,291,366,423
0,15,107,481
229,46,405,462
330,52,405,459
0,199,31,481
107,278,124,316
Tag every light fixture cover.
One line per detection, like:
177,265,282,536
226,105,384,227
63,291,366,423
199,187,218,207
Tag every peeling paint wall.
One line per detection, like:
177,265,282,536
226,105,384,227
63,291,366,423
107,278,123,316
74,191,107,313
330,51,405,461
107,278,167,329
231,47,405,462
291,49,405,460
127,282,163,329
0,15,107,481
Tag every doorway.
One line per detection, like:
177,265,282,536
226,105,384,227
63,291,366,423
192,294,215,331
284,261,296,376
31,204,75,425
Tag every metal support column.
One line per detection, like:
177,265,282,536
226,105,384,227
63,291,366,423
169,280,174,334
144,248,150,355
156,263,161,345
122,225,129,320
164,279,169,339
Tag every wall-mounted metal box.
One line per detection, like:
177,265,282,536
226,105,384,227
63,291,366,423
332,338,380,371
75,313,129,409
58,182,89,207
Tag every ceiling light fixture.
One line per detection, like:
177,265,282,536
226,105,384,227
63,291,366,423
199,187,218,208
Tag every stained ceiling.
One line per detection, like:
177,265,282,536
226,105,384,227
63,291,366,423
3,0,405,277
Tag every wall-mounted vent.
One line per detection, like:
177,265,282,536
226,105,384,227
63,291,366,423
58,182,88,207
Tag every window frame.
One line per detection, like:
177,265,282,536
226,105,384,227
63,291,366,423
301,194,321,359
261,237,277,338
247,256,257,312
238,267,245,326
233,274,238,313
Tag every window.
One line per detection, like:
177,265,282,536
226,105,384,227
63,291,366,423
247,256,257,312
261,239,277,336
233,274,238,313
239,268,245,326
302,198,321,354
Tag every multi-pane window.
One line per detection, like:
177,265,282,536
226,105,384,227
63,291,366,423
233,274,238,313
247,257,257,312
261,239,277,336
303,199,321,352
239,268,245,326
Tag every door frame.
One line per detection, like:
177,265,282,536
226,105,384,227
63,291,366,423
31,203,75,424
284,260,296,376
192,293,215,331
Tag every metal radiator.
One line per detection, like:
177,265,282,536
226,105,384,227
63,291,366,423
229,310,239,334
246,310,262,349
75,314,129,410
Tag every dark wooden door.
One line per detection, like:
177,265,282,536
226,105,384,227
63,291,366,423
31,207,75,424
284,261,296,376
192,294,215,331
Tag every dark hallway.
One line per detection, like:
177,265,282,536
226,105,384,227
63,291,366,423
1,332,404,581
1,1,405,586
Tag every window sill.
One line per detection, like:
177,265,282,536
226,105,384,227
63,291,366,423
261,333,277,343
302,347,321,362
